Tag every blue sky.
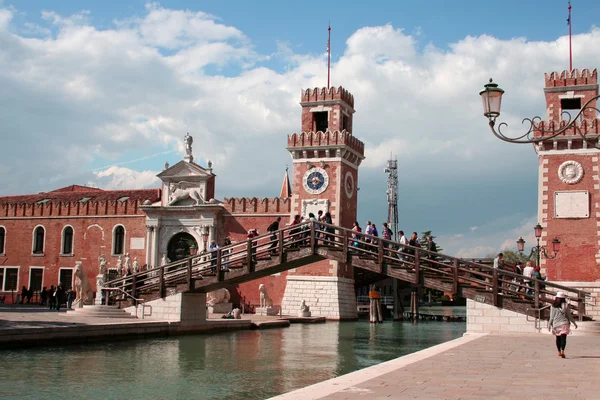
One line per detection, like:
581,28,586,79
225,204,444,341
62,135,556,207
1,0,599,256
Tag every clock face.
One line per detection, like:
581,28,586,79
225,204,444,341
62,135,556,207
303,167,329,195
344,171,354,198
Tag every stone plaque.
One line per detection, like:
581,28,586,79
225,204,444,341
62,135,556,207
130,237,145,250
554,190,589,218
301,199,329,218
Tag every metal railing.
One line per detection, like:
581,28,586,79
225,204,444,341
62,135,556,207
101,287,149,319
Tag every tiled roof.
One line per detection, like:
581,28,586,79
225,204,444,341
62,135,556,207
0,187,161,206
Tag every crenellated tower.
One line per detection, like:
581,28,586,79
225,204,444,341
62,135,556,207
280,86,365,320
534,68,600,286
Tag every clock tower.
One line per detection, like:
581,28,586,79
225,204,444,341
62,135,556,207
280,86,365,319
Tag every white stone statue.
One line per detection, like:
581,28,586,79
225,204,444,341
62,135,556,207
98,254,107,275
168,181,204,206
116,255,123,276
232,308,241,319
184,132,193,156
206,288,231,306
259,284,273,308
161,253,170,266
74,261,92,306
132,257,139,274
124,253,131,274
299,299,311,317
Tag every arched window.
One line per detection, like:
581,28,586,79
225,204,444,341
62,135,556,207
62,226,74,255
33,226,45,254
0,226,5,254
113,225,125,255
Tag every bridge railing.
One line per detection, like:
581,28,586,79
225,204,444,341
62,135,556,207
103,220,589,320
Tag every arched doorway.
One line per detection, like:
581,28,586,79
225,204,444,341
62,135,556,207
167,232,198,262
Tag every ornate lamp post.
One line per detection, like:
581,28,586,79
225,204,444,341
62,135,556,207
189,244,198,256
516,223,561,266
479,78,600,145
201,227,210,252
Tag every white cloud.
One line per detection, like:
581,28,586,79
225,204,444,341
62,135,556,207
89,166,160,190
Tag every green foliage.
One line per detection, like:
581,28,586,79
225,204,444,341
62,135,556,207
486,249,532,264
420,230,443,253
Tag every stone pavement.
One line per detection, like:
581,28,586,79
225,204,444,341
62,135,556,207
273,333,600,400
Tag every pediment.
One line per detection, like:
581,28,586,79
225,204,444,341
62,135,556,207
157,161,213,182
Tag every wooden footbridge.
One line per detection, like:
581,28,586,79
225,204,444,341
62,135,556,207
104,221,590,320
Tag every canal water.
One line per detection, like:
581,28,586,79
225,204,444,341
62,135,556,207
0,320,465,399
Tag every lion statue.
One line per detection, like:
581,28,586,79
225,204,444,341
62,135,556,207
206,288,231,306
259,284,272,308
168,181,204,206
74,261,93,305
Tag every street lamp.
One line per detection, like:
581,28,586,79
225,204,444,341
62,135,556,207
479,78,600,146
516,223,561,266
201,226,210,252
189,243,198,256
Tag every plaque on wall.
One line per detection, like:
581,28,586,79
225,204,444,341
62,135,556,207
554,190,589,218
130,237,145,250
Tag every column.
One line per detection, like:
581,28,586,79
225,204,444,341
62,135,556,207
145,226,153,268
151,226,160,267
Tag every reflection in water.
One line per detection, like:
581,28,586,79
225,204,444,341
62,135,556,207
0,321,465,400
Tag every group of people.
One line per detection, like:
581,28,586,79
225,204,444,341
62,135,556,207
18,285,76,310
493,253,547,296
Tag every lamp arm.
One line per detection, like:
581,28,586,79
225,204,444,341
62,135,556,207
488,95,600,146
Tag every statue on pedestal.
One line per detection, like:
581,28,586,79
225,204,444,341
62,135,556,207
132,257,139,274
259,284,272,308
124,253,132,274
299,300,312,317
184,132,193,156
74,261,92,306
206,288,232,314
98,254,107,276
116,255,123,276
161,253,170,266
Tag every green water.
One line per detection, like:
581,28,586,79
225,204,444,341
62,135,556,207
0,320,465,400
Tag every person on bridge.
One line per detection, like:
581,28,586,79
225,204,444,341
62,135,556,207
324,212,334,246
267,217,281,254
352,221,362,249
289,215,301,248
548,291,578,358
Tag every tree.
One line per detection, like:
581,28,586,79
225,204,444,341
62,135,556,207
486,249,532,265
420,230,443,253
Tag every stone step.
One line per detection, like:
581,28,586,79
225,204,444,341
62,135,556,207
67,305,137,318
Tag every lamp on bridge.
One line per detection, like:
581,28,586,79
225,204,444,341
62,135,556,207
201,227,210,252
479,79,600,145
189,243,198,256
516,223,560,266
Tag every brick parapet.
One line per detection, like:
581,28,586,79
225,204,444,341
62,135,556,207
287,130,365,157
545,69,597,87
222,197,292,214
301,86,354,109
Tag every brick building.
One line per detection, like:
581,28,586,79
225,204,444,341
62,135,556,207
0,86,364,319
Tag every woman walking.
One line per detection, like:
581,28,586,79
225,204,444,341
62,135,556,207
548,291,578,358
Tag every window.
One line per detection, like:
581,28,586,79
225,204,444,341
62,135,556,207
561,98,582,122
0,226,5,254
59,269,73,291
0,267,19,291
33,226,45,254
113,225,125,255
29,268,43,292
342,115,349,131
313,111,328,132
62,226,74,255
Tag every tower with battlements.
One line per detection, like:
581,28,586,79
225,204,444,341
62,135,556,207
535,68,600,313
280,87,365,319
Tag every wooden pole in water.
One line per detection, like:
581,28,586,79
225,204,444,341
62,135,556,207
392,278,404,320
369,284,383,323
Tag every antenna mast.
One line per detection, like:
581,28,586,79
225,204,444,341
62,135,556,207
385,155,399,241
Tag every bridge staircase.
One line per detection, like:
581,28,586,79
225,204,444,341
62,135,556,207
103,221,591,322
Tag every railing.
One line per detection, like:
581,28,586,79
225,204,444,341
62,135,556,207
101,287,149,319
103,220,591,320
526,304,551,331
357,295,394,305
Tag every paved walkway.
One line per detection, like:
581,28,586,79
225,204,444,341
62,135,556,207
273,333,600,400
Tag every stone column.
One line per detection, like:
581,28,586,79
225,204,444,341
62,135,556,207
145,226,153,268
151,226,160,268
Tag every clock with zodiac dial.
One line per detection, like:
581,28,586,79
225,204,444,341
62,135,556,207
303,167,329,195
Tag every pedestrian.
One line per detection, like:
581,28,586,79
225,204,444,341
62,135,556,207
55,285,65,311
382,223,392,255
426,236,438,268
510,261,523,295
222,237,232,270
365,221,373,243
352,221,362,248
492,252,504,293
324,212,334,246
548,291,578,358
40,286,48,306
267,217,281,254
523,261,535,296
209,240,219,272
369,223,379,251
289,215,302,248
247,229,258,261
48,285,56,310
398,230,407,259
67,288,75,309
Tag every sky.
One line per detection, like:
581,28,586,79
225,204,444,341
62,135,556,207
1,0,599,257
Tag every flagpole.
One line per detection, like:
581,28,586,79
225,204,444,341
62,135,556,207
327,24,331,88
568,1,572,71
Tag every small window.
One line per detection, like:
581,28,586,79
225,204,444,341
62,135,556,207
313,111,328,132
29,268,43,292
59,269,73,291
342,115,349,131
113,225,125,255
33,226,45,254
2,267,18,291
561,98,582,122
0,227,5,254
62,226,73,254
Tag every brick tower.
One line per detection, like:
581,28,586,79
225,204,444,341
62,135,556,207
535,68,600,310
280,87,365,319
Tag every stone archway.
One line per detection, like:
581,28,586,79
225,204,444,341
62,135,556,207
167,232,198,262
